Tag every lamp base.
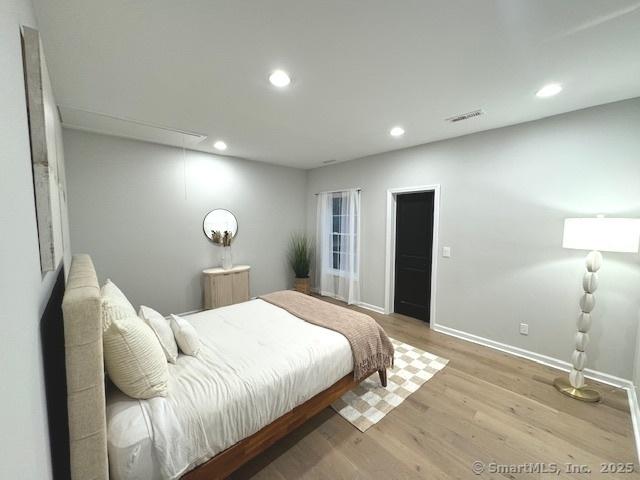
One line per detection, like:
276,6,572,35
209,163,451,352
553,377,601,402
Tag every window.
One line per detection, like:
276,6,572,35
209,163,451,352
316,189,361,304
330,194,358,273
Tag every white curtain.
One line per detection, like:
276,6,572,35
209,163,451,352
315,189,360,304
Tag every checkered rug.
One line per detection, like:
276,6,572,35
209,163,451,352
331,337,448,432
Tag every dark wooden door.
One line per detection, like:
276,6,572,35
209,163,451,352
394,191,434,322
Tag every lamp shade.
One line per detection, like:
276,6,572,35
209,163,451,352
562,218,640,253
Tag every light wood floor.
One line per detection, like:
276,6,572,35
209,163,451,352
233,301,638,479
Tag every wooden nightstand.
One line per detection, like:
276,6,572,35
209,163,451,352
202,265,250,309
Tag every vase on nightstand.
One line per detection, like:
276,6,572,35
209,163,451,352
221,246,232,270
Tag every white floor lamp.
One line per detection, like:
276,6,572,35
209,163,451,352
556,217,640,402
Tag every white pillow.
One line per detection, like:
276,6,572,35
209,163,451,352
101,279,136,330
139,305,179,363
102,302,168,399
170,314,201,356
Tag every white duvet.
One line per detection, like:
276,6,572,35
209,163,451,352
106,299,353,479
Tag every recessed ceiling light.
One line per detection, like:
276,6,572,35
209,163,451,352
269,70,291,88
213,140,227,151
536,83,562,98
390,126,405,137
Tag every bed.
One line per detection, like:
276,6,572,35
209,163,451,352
63,255,389,479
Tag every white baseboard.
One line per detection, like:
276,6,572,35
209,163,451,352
356,302,386,314
310,288,386,315
627,387,640,463
433,324,633,389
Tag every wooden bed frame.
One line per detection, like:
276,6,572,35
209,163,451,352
62,254,387,480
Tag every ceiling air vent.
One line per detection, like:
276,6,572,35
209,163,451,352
446,109,484,123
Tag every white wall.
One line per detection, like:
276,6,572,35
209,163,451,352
63,129,307,315
0,0,70,478
307,98,640,380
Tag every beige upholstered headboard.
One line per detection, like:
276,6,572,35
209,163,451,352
62,254,108,480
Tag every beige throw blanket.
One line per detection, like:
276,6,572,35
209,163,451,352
260,291,394,380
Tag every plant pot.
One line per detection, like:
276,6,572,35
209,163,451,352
294,277,311,295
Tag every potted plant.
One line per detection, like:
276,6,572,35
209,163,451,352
288,233,312,294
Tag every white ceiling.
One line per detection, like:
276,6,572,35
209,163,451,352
33,0,640,169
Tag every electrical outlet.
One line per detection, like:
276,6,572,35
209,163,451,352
519,323,529,335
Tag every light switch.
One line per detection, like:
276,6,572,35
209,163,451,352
442,246,451,258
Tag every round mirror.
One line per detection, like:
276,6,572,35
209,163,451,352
203,209,238,245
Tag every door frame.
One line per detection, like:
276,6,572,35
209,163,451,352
384,184,440,327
